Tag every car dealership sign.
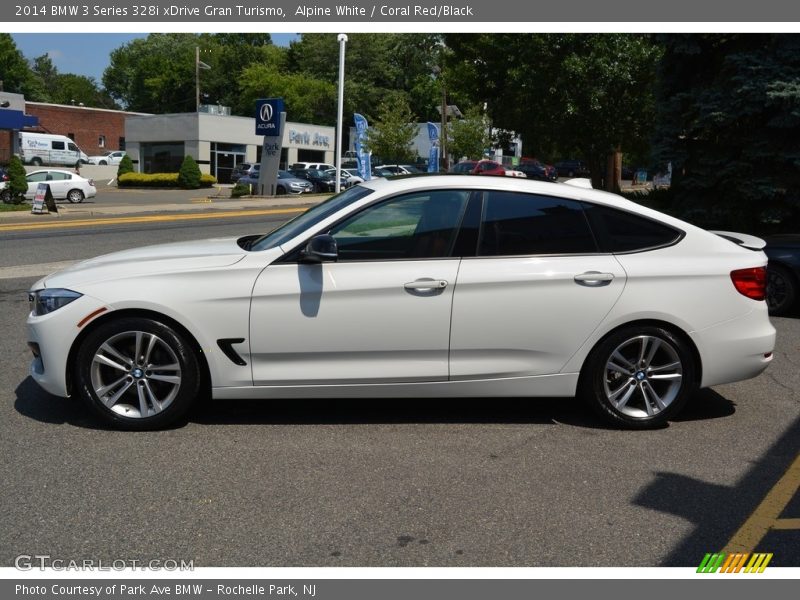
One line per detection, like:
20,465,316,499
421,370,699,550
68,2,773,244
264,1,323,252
255,98,284,136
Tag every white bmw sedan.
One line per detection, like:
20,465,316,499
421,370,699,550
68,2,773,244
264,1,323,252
26,176,775,430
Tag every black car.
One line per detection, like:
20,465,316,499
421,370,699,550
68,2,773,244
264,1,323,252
289,168,337,193
516,161,552,181
554,160,590,178
764,234,800,316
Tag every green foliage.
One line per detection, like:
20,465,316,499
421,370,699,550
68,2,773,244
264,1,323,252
118,172,216,188
177,156,202,189
366,96,418,163
231,182,252,198
6,155,28,205
653,34,800,231
444,34,662,188
448,104,492,161
117,154,134,178
0,33,47,99
31,54,118,108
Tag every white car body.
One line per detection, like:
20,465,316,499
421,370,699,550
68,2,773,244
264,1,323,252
1,169,96,203
87,151,126,166
26,175,775,429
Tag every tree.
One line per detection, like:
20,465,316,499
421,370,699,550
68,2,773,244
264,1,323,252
448,104,492,162
117,154,134,178
366,96,418,163
177,155,201,189
0,34,47,100
652,34,800,230
5,156,28,205
444,34,662,189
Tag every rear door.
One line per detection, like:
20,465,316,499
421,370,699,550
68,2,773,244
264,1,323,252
450,190,626,379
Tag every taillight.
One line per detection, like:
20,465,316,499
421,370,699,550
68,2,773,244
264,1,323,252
730,267,767,301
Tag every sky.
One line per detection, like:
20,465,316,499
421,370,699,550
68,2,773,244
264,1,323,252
11,33,299,82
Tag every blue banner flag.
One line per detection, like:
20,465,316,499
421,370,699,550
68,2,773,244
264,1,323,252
427,122,440,173
353,113,371,181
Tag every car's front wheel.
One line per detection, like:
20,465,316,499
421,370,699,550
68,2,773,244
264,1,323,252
580,325,696,429
67,189,84,203
0,189,11,204
73,317,201,430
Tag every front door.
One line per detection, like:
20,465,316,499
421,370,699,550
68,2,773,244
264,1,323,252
249,189,471,385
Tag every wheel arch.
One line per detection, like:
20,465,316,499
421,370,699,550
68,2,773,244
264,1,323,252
66,308,212,399
577,318,702,389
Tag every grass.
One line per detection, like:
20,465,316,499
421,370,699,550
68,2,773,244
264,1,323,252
0,202,32,212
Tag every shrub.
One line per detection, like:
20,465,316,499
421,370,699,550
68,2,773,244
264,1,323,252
231,182,252,198
118,172,216,188
117,154,134,178
177,155,202,189
5,155,28,205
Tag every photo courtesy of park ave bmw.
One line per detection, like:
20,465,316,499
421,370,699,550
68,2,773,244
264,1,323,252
26,176,776,430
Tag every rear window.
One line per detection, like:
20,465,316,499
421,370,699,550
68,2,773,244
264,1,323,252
582,203,683,253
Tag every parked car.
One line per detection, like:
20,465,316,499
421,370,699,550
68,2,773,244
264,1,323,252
516,161,552,181
26,175,774,430
555,160,590,178
237,170,315,195
449,160,506,176
87,151,127,166
289,168,338,193
1,169,96,203
290,162,336,172
763,234,800,316
374,164,424,175
231,163,259,183
325,168,363,187
371,167,396,178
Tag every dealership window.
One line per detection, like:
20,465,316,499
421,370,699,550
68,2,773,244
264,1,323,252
140,142,185,173
98,135,106,148
119,137,126,151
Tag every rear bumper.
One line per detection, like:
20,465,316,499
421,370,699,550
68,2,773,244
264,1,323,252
691,305,776,388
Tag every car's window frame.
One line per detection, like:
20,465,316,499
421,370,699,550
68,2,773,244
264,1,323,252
580,201,685,254
277,188,481,264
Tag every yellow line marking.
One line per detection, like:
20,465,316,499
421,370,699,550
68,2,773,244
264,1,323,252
0,207,305,232
772,518,800,530
723,453,800,553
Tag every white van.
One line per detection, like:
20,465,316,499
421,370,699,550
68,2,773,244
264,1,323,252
19,132,88,167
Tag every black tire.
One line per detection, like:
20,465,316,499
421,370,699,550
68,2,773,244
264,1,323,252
31,157,42,166
0,189,11,204
767,263,797,316
99,160,107,165
276,185,286,195
73,317,202,430
67,189,84,203
579,325,696,429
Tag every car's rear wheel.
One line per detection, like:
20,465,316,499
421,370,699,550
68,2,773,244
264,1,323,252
73,317,201,430
580,326,696,429
99,160,107,165
0,189,11,204
767,264,797,316
67,189,84,203
31,157,42,166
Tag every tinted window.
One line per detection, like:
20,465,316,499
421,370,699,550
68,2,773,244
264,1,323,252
582,203,682,253
478,192,597,256
51,141,65,150
330,190,470,261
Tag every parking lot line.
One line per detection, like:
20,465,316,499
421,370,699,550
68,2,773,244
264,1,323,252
723,452,800,552
0,207,304,232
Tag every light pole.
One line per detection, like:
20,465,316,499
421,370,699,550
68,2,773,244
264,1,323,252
335,34,348,193
433,65,448,172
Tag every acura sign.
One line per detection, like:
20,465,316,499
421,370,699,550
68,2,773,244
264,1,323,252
255,98,284,136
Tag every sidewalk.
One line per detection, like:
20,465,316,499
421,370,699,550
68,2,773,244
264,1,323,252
0,191,326,224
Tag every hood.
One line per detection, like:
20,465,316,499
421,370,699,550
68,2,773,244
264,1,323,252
41,237,248,289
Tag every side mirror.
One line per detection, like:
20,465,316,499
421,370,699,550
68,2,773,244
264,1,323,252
301,234,338,263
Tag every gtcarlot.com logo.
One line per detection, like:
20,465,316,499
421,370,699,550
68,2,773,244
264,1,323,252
697,552,773,573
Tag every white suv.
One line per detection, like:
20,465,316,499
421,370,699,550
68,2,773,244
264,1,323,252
290,162,336,172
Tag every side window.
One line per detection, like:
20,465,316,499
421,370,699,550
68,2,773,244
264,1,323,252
68,143,78,152
478,191,597,256
27,172,48,182
582,203,682,253
51,141,65,150
49,172,70,181
329,190,470,261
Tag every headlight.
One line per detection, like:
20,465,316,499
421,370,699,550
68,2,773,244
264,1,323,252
28,289,82,316
289,182,303,188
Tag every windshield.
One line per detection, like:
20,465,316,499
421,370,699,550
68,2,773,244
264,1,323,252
249,185,375,251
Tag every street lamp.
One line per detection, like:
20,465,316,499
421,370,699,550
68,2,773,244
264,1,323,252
335,34,348,193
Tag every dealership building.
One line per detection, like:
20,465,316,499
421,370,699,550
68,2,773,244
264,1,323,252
124,110,335,182
1,99,335,183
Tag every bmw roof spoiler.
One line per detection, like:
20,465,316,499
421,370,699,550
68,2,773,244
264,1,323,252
710,230,767,251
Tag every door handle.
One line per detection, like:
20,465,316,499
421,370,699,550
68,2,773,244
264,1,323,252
404,279,448,291
574,271,614,287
